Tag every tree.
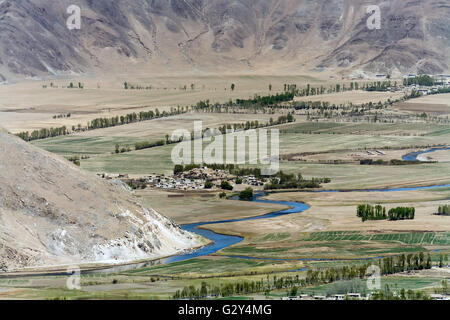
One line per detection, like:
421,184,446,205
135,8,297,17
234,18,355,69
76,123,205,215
231,83,235,91
204,180,213,189
200,282,208,298
290,286,298,297
174,165,184,175
239,187,254,201
426,254,432,269
220,181,233,191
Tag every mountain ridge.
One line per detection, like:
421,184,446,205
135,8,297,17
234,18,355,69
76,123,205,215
0,0,449,81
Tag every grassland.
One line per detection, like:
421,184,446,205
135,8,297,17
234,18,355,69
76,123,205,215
138,189,287,225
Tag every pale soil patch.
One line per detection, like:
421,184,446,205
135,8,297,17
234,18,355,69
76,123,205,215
137,189,287,225
292,149,419,163
395,267,450,278
418,150,450,162
295,90,405,105
396,93,450,115
405,93,450,106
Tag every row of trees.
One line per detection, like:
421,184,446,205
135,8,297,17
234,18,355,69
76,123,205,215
357,204,387,221
435,204,450,216
388,207,415,221
17,107,186,142
403,75,435,87
87,108,185,130
235,92,295,107
173,252,448,299
134,140,165,151
264,171,331,190
365,81,396,92
16,126,68,141
357,205,415,221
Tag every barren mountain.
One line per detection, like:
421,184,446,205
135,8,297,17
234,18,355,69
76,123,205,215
0,0,448,82
0,127,203,272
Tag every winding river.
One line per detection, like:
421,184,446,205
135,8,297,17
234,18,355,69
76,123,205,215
83,147,450,274
4,148,449,277
88,181,450,274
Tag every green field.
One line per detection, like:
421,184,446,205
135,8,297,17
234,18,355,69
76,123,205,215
281,122,448,136
297,277,444,296
301,231,450,246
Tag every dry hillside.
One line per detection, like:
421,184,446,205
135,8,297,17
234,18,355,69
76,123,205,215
0,127,203,272
0,0,448,82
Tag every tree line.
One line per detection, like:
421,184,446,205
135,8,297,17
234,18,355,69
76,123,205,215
172,251,447,300
357,204,415,221
16,107,186,142
264,171,331,190
235,92,295,107
435,205,450,216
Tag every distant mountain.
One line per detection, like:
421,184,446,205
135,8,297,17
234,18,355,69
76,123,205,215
0,127,202,272
0,0,449,81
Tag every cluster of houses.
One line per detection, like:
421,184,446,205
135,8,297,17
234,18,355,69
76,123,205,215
97,168,266,191
148,174,206,190
146,167,265,191
404,73,450,95
241,175,265,187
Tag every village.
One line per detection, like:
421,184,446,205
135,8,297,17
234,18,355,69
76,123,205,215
98,167,266,191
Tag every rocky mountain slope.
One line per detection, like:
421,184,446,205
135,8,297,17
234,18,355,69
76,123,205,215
0,0,448,81
0,127,203,272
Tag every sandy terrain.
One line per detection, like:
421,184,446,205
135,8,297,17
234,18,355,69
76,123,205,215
292,149,419,163
205,189,450,240
418,150,450,162
396,93,450,115
295,90,405,105
0,74,320,132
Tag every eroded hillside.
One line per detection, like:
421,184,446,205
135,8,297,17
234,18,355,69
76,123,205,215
0,0,448,81
0,128,203,272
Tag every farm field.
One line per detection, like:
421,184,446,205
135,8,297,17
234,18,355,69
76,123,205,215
2,75,449,301
201,188,450,261
0,74,321,133
31,112,277,156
